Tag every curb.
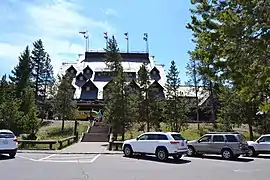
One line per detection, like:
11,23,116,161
17,151,123,155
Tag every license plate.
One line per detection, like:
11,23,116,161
3,140,8,144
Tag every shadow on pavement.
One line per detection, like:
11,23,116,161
125,155,191,164
189,155,254,162
0,155,13,161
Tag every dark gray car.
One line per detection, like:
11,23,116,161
187,132,249,159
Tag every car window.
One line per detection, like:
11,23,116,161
146,134,156,140
0,132,15,138
237,134,246,142
156,134,168,140
213,135,225,142
171,134,185,140
199,135,211,142
138,135,147,140
225,135,238,142
258,136,270,142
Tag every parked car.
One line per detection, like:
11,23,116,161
0,130,18,158
187,132,249,160
122,132,188,161
246,134,270,157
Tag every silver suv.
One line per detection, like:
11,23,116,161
187,132,249,159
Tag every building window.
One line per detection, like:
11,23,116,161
86,69,90,74
79,76,84,81
152,70,157,75
70,69,74,73
86,87,90,91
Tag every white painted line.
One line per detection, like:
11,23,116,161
49,156,95,160
90,154,101,163
38,154,57,161
39,160,92,163
17,155,38,162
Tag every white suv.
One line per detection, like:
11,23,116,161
0,130,18,158
122,132,188,161
247,134,270,157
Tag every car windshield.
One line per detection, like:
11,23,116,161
0,132,15,138
171,134,185,140
237,134,246,142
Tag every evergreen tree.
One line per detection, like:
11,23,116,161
0,75,23,133
165,60,189,132
187,0,270,139
52,73,77,132
103,36,129,140
31,39,54,103
137,64,152,131
9,46,31,98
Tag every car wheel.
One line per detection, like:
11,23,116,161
123,145,133,157
156,147,168,161
247,147,255,157
187,146,195,156
172,154,182,160
9,152,16,158
221,149,233,160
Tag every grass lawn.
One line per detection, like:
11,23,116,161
19,120,89,150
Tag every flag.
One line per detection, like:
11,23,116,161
143,33,148,41
104,32,108,39
124,32,128,40
79,31,86,35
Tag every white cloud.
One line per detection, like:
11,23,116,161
103,8,119,17
0,0,116,76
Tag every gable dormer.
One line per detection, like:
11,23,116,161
66,65,77,77
148,81,165,99
126,80,140,93
75,72,87,87
83,66,93,79
80,80,98,100
150,67,161,81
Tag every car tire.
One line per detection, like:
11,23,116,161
247,147,256,157
172,154,182,160
187,146,195,156
9,152,16,158
155,147,168,161
221,149,233,160
123,145,133,157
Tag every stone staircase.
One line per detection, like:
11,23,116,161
81,122,109,142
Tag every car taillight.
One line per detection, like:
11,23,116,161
170,141,179,144
239,143,242,149
13,138,18,142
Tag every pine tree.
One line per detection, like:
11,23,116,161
137,64,152,131
165,60,189,132
103,36,128,139
9,46,31,98
52,73,77,132
31,39,54,103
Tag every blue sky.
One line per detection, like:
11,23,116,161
0,0,194,83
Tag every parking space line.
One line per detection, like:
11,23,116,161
48,156,95,160
90,154,101,163
38,154,57,161
40,160,92,163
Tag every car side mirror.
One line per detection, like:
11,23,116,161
136,137,139,141
197,140,201,143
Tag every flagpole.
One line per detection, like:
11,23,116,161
146,39,149,53
127,37,129,53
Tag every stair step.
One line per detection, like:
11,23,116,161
81,133,108,142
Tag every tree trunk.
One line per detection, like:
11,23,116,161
146,121,150,132
61,118,65,133
248,124,254,141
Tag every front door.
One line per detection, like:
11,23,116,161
257,136,270,153
196,135,212,153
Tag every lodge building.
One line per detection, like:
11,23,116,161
58,50,214,121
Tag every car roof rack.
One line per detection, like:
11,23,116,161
207,132,240,134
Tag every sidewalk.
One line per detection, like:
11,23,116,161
17,142,122,155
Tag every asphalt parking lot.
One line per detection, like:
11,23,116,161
1,153,270,180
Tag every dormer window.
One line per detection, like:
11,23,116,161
152,70,157,75
86,69,90,74
79,76,84,81
86,87,90,91
70,69,74,74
